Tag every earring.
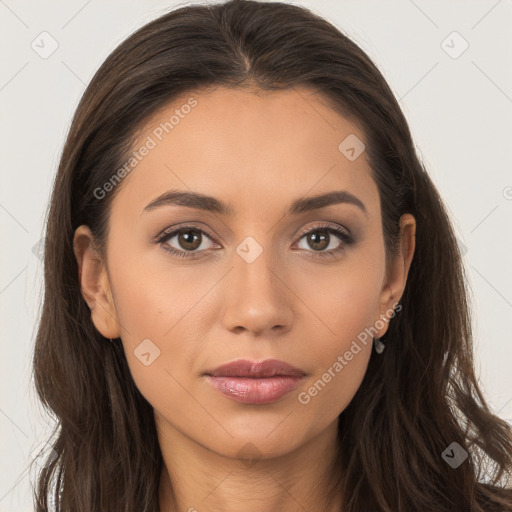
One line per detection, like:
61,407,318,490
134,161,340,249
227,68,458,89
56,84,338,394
373,336,386,354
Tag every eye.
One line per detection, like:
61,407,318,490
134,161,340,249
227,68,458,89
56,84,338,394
155,223,354,260
156,226,218,259
294,224,354,259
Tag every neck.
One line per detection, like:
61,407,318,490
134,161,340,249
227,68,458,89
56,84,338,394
157,416,343,512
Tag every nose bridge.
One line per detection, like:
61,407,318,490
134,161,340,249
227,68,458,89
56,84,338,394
234,233,280,303
222,233,293,334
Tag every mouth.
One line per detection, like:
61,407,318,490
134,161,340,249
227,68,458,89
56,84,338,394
204,358,306,378
204,375,305,404
203,359,306,404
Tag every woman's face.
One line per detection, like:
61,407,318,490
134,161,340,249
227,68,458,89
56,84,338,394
74,85,415,461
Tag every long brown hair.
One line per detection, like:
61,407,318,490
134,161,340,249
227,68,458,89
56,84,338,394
32,0,512,510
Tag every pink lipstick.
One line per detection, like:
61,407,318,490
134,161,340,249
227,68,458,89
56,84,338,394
203,359,306,404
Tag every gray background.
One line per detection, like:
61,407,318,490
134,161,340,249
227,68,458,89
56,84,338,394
1,1,511,510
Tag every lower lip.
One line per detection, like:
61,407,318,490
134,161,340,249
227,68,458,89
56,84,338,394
204,375,304,404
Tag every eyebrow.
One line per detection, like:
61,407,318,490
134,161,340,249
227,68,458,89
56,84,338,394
143,189,367,217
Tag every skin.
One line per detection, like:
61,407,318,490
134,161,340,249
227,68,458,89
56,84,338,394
73,85,415,512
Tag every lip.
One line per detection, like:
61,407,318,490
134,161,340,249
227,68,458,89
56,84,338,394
205,358,306,378
203,359,306,404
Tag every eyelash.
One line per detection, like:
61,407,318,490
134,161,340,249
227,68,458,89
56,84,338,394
155,223,354,260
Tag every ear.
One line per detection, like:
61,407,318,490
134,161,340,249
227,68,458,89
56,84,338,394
73,225,121,339
375,213,416,337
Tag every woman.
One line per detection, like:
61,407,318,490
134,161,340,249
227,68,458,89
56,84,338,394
32,0,512,510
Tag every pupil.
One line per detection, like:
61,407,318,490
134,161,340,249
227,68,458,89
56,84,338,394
180,230,200,250
309,231,329,251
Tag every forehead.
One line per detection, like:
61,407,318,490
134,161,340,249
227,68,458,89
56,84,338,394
112,85,377,217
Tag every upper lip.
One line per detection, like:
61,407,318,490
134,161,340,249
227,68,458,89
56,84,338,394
205,359,306,378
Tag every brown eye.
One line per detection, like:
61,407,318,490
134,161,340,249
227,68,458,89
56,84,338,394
176,229,202,251
157,227,217,258
296,225,353,255
304,230,330,251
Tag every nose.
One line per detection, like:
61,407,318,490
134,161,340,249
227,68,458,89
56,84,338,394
221,241,294,337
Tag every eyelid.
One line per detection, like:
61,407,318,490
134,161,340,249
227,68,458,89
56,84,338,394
155,222,218,243
295,222,351,240
155,221,352,245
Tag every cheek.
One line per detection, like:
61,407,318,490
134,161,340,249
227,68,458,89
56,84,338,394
111,267,201,419
106,246,224,411
108,244,210,342
295,277,376,422
290,255,383,416
292,255,383,350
